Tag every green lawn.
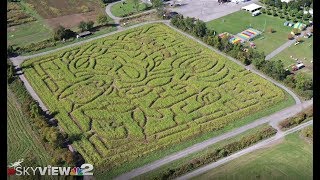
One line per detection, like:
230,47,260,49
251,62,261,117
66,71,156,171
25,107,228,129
21,25,117,56
195,130,313,180
111,0,151,17
7,87,51,166
7,21,52,47
135,124,275,180
206,11,292,54
270,37,313,77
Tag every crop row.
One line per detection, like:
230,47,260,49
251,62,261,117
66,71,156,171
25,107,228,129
22,23,286,167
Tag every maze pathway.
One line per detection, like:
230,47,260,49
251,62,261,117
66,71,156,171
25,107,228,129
22,23,286,169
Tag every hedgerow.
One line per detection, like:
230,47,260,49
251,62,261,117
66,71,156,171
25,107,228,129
22,23,286,170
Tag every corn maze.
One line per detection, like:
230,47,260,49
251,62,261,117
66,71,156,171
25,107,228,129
22,23,286,169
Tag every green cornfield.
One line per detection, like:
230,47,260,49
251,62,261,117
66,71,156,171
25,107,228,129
22,23,286,170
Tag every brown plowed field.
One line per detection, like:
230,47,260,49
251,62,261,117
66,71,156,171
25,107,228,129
25,0,105,28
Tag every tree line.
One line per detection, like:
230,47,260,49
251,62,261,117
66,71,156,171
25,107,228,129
158,126,277,179
170,15,313,99
7,61,84,167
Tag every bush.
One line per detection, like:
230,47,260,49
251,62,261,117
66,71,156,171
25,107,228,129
279,106,313,130
54,26,76,41
159,126,277,179
267,27,274,33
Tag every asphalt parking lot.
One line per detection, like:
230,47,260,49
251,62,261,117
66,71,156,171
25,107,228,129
167,0,259,22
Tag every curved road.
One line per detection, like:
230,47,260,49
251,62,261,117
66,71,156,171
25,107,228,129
177,120,313,180
105,0,123,25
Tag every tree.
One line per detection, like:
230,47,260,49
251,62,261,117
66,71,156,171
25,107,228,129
7,60,15,83
193,20,207,37
133,0,140,12
7,45,16,57
287,33,294,40
97,14,109,25
267,27,274,33
295,73,313,91
292,28,300,35
53,25,66,40
151,0,163,8
87,21,94,30
78,21,87,32
78,21,94,32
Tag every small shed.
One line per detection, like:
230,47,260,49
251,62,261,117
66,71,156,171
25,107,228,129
76,31,92,38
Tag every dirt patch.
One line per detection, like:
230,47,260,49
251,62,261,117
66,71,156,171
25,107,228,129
45,11,102,29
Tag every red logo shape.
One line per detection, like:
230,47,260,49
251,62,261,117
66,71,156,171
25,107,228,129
7,168,16,175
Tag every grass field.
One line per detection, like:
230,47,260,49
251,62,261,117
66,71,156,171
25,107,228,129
7,1,53,47
22,23,289,175
111,0,151,17
7,87,51,166
270,37,313,77
7,21,52,47
206,11,292,54
195,130,313,180
135,124,276,180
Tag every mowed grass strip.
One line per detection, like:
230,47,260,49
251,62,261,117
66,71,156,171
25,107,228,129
134,124,276,180
206,11,292,54
22,23,291,176
270,37,313,77
7,87,51,166
194,130,312,180
7,21,52,47
111,0,151,17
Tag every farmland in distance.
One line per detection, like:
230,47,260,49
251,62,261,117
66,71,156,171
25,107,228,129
22,23,288,172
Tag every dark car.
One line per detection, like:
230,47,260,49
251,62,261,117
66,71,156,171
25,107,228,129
164,11,179,19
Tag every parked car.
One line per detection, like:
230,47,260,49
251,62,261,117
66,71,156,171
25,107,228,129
164,11,179,19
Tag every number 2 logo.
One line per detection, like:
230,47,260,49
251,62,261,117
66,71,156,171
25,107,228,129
81,164,94,175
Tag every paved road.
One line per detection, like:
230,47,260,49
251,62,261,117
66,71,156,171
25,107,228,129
114,100,311,180
176,120,313,180
164,23,301,105
105,0,123,25
265,26,313,60
265,39,295,60
9,21,308,180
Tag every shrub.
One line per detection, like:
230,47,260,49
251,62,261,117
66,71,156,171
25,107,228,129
97,14,109,25
267,27,274,33
54,26,76,41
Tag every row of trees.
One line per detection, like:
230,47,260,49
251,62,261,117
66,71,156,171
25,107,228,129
260,6,312,25
261,0,313,10
160,126,277,179
279,106,312,130
7,14,110,56
7,61,84,166
170,15,313,99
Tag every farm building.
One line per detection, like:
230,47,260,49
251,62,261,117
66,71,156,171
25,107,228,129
241,3,262,13
76,31,92,38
